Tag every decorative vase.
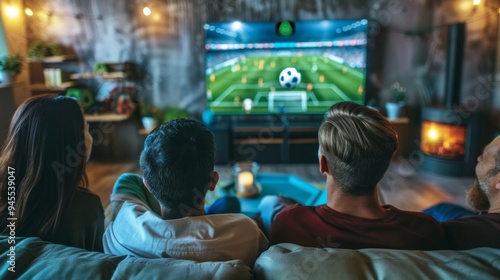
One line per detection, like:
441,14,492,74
141,116,158,131
385,102,403,120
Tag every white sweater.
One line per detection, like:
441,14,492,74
103,200,268,267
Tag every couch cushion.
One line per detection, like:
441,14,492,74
113,256,253,280
254,243,500,280
0,235,253,280
0,235,124,279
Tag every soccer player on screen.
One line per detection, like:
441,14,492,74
242,98,254,114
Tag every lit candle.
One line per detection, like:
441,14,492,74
238,171,254,191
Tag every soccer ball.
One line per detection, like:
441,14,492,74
279,67,301,88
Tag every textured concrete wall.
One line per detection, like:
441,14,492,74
19,0,498,126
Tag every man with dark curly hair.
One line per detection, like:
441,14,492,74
103,118,268,266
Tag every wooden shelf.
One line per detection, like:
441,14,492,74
234,126,319,133
28,55,77,63
30,81,76,91
70,72,125,81
388,117,410,124
234,138,318,145
84,113,131,122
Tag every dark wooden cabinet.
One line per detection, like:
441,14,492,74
209,115,323,164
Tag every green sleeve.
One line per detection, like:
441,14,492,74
112,173,161,215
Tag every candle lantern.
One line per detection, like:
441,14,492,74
233,161,261,198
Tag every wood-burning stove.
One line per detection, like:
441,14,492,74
420,23,482,176
420,107,481,176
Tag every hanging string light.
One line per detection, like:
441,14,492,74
24,8,33,17
143,6,152,16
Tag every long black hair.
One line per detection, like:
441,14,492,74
0,94,88,241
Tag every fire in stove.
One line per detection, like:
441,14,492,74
421,120,466,160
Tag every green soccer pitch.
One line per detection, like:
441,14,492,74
207,54,365,114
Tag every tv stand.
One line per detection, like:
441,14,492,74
209,114,323,164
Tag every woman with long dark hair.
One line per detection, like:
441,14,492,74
0,94,104,251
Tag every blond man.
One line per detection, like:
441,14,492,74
260,102,445,250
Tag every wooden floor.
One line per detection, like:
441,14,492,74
87,159,474,212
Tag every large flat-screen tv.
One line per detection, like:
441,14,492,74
205,19,368,115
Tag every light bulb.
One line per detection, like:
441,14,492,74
143,6,151,16
25,8,33,16
473,0,480,6
5,5,19,18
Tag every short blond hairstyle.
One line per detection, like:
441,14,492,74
319,102,398,195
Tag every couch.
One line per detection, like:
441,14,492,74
254,243,500,280
0,236,253,280
2,236,500,279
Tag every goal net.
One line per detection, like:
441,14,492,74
268,91,308,113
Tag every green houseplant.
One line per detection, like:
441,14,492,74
27,41,70,60
390,82,406,104
139,102,162,131
0,54,23,84
385,82,406,119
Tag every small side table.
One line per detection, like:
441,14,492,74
218,173,322,217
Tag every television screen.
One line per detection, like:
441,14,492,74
205,19,368,115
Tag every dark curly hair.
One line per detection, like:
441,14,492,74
140,118,216,216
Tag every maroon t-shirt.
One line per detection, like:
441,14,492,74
270,204,446,250
443,213,500,249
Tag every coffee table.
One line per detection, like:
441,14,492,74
218,173,323,217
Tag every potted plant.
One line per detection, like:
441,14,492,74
139,102,161,131
385,82,406,119
0,54,23,84
27,41,73,61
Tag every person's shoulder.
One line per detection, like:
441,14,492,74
444,213,500,225
278,204,317,217
75,187,101,204
480,213,500,221
202,213,255,223
199,214,262,229
470,212,500,220
114,173,145,191
116,200,151,216
387,205,441,223
110,200,156,229
281,204,314,213
116,173,143,183
274,204,318,222
65,187,103,223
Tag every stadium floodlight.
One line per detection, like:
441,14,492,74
231,21,242,30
